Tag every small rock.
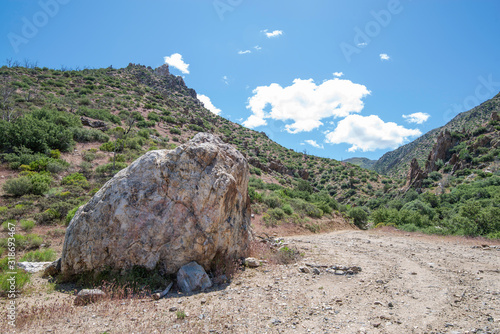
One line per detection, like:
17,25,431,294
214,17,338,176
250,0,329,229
271,318,281,325
299,266,311,274
388,302,394,308
334,270,345,275
312,268,321,275
177,261,212,293
374,301,383,306
169,306,178,312
74,289,106,306
244,257,260,268
18,262,52,274
42,258,61,278
373,323,381,328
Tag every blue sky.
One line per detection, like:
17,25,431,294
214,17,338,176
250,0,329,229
1,0,500,161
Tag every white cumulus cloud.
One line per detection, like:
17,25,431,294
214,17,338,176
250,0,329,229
243,78,370,133
325,114,421,152
304,140,324,149
197,94,221,115
238,50,251,55
254,45,262,50
262,29,283,38
333,72,344,77
403,112,430,124
164,53,189,74
379,53,390,61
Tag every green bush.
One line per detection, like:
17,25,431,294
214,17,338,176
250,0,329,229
0,234,43,251
20,248,57,262
1,220,15,232
73,127,110,143
0,269,31,296
66,205,81,225
282,203,293,215
348,207,368,229
77,107,121,124
20,220,35,232
268,208,285,220
95,162,127,175
170,128,182,135
62,173,90,188
0,108,79,153
3,172,52,197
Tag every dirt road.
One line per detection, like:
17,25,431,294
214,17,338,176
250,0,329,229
6,229,500,333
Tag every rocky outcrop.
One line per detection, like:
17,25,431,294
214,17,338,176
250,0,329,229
425,130,459,173
80,117,108,131
406,158,427,191
60,133,252,279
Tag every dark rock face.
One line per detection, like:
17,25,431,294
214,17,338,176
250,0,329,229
406,158,427,191
425,130,459,173
60,133,252,278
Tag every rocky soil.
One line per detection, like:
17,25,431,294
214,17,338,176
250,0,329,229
3,228,500,334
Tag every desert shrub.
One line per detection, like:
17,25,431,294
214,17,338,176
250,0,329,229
0,269,30,296
20,220,35,232
0,108,79,153
66,205,81,225
282,203,293,215
72,127,110,143
263,195,282,209
1,220,15,232
399,223,419,232
77,107,121,124
348,207,368,229
62,173,89,188
188,124,204,132
170,128,181,135
147,112,160,122
95,162,127,175
137,120,156,128
35,208,60,225
268,208,285,220
429,171,442,181
3,172,52,197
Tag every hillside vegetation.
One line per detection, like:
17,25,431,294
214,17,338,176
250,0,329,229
373,93,500,177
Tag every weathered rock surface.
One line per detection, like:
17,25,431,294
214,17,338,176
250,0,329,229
42,258,61,278
176,261,213,293
61,133,252,278
405,158,427,191
244,257,260,268
425,130,459,173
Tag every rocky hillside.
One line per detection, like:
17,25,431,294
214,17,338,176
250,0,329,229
343,157,376,170
373,92,500,177
0,64,393,205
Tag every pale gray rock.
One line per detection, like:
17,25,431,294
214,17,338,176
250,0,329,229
244,257,260,268
177,261,212,293
42,258,61,278
61,133,252,278
74,289,106,306
17,262,52,274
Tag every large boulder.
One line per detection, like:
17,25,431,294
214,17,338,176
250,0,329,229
60,133,252,278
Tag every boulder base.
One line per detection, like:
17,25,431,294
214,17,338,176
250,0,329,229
60,133,251,278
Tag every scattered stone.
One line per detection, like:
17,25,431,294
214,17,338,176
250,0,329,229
74,289,106,306
61,133,252,278
245,257,260,268
271,318,282,325
312,268,321,275
177,261,213,293
334,270,345,275
42,258,61,277
299,266,311,274
169,306,177,312
388,302,394,308
17,262,52,274
374,301,383,306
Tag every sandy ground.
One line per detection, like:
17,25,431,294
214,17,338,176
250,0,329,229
2,228,500,334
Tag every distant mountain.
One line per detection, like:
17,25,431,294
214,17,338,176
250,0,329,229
344,157,376,170
373,92,500,177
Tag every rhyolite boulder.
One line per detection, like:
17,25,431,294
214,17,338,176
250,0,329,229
60,133,252,278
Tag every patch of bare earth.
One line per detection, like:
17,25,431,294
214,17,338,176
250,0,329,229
2,229,499,333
